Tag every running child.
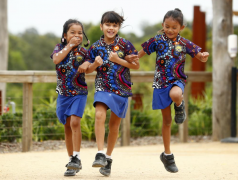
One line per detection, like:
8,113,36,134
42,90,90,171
85,11,139,176
129,8,209,173
50,19,91,176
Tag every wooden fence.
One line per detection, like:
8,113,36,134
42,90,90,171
0,71,212,152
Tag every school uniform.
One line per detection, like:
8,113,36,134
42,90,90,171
85,35,138,118
141,33,201,109
51,44,88,124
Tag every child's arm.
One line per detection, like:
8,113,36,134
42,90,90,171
86,56,103,74
78,61,91,74
109,52,140,70
52,37,81,64
195,52,209,62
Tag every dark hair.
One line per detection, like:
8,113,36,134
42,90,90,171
61,19,89,47
101,11,125,26
163,8,184,26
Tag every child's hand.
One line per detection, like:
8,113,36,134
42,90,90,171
94,56,103,67
68,37,81,48
78,62,89,73
109,52,119,63
200,52,209,62
125,54,139,63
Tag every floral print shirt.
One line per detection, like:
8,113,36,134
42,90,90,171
141,33,201,89
51,44,88,96
85,35,138,97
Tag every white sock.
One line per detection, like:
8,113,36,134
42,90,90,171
73,151,80,160
97,150,105,154
105,154,112,159
164,152,173,156
176,101,183,107
69,156,72,162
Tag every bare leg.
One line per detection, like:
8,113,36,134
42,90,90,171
169,86,183,106
70,115,82,152
64,117,73,156
95,102,108,151
106,111,121,156
161,105,172,154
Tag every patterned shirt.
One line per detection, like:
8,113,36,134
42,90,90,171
85,35,138,97
51,43,88,96
141,33,201,89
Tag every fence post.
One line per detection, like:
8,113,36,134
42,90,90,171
0,90,2,115
22,83,33,152
121,97,131,146
179,83,189,142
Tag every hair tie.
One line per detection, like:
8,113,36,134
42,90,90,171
62,38,64,42
87,40,90,44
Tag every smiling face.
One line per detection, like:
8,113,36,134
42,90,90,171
162,17,184,40
64,24,83,44
100,22,120,44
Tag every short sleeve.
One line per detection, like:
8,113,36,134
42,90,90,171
85,45,96,63
184,38,202,58
141,36,158,55
50,44,61,59
124,40,138,55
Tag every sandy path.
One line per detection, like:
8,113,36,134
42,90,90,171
0,142,237,180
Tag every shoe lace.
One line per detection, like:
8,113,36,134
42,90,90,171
71,155,78,163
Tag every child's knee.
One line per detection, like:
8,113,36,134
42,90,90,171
170,91,182,101
70,118,80,128
95,111,105,121
163,118,172,126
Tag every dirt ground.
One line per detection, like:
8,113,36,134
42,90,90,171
0,142,238,180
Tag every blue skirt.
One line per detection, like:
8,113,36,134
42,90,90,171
56,94,87,125
152,80,184,110
93,91,128,118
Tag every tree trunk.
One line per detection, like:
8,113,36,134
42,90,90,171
0,0,8,114
212,0,233,140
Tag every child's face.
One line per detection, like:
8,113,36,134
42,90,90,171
100,22,120,43
64,24,83,44
162,17,184,40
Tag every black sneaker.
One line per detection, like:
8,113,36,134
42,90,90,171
160,152,178,173
64,163,79,176
67,155,82,170
174,100,186,124
99,158,113,176
92,153,107,167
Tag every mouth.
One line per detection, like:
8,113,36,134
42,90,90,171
107,31,114,36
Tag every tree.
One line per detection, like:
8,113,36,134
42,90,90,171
212,0,233,140
0,0,8,114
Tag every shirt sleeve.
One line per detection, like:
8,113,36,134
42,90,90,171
124,40,138,55
50,44,61,59
184,38,202,58
85,45,96,63
141,36,158,55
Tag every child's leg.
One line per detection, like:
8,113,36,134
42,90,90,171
169,86,183,106
161,105,172,154
95,102,108,151
70,115,82,152
64,116,73,156
170,85,186,124
106,111,121,156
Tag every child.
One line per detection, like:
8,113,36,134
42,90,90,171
85,11,139,176
50,19,91,176
131,8,209,173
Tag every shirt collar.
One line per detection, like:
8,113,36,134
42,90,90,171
99,34,120,47
162,33,181,43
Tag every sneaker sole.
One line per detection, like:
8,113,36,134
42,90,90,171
92,161,107,168
67,164,82,170
160,154,178,173
99,168,110,176
175,114,186,124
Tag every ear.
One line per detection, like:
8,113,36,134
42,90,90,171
100,24,103,31
162,23,164,28
180,25,185,31
63,33,67,40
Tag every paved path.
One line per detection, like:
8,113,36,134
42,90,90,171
0,142,238,180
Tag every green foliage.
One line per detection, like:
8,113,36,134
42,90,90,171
0,113,22,142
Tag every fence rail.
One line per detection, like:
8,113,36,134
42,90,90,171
0,70,212,152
